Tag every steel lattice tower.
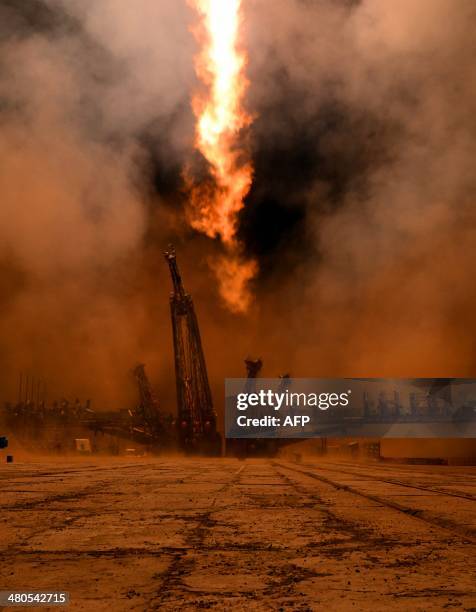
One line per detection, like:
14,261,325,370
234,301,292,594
164,246,219,453
132,363,163,435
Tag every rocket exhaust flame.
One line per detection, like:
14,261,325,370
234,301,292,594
188,0,257,313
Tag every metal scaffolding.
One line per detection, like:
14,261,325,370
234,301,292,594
164,246,219,454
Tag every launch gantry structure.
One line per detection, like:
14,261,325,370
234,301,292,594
164,246,220,454
132,363,164,437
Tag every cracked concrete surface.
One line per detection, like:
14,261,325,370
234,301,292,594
0,458,475,611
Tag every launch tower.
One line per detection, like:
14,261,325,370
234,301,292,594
132,363,163,437
164,246,220,454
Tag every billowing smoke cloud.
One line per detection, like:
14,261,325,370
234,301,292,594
0,0,194,408
240,0,476,378
0,0,475,415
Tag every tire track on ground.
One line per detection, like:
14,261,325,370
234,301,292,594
275,462,476,543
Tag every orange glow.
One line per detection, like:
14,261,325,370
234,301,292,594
210,253,257,314
188,0,257,312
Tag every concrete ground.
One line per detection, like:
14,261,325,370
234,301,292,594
0,457,475,611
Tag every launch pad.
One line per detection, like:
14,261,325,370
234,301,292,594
1,248,221,457
1,457,474,610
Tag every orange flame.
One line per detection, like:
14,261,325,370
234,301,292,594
188,0,257,312
210,254,257,314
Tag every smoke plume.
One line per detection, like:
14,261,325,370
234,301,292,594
1,0,475,415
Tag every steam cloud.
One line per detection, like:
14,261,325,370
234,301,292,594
0,0,475,414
